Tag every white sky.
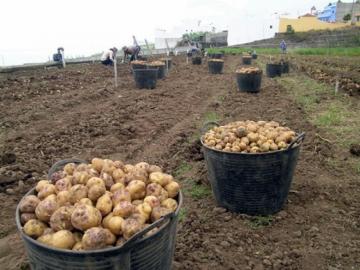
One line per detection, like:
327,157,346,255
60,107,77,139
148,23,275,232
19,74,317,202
0,0,335,66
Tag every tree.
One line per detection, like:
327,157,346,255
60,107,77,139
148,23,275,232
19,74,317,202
343,13,352,21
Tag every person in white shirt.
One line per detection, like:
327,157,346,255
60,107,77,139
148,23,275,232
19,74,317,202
101,47,118,66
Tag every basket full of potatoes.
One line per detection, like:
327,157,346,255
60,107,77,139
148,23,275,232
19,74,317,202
16,158,182,260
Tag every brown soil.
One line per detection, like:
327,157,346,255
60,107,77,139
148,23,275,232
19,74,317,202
0,55,359,270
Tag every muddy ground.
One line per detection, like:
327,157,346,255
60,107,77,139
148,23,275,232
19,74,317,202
0,55,359,270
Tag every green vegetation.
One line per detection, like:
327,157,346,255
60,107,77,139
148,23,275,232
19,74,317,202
174,161,193,177
203,111,220,123
183,179,212,199
178,208,187,222
247,216,273,228
182,31,208,42
206,47,360,56
276,75,360,174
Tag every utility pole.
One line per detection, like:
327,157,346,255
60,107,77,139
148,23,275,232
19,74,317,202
351,0,356,25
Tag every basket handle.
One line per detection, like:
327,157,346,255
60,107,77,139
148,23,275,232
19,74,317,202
48,158,87,179
287,132,306,150
121,211,175,249
200,121,219,135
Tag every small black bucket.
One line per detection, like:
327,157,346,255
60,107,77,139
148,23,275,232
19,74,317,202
252,54,258,59
133,68,158,89
242,57,252,65
266,64,282,78
16,159,183,270
236,72,262,93
192,56,202,65
201,131,305,215
281,62,289,73
208,61,224,74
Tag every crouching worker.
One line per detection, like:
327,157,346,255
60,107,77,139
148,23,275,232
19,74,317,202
101,47,118,66
122,45,141,62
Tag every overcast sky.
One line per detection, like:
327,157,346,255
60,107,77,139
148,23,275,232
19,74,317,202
0,0,335,66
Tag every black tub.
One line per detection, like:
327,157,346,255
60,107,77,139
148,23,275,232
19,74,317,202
133,68,158,89
16,159,183,270
209,53,224,59
160,59,172,70
266,63,282,78
192,56,202,65
281,61,289,73
147,64,166,79
208,60,224,74
236,71,262,93
242,57,252,65
201,129,305,215
131,63,147,70
252,54,258,59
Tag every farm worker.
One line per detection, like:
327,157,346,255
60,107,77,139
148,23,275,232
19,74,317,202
101,47,118,66
122,45,141,62
280,40,287,54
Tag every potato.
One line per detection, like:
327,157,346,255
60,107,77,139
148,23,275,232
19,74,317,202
43,228,55,235
144,196,160,208
73,171,91,185
35,198,59,222
82,227,108,250
57,190,71,206
135,162,150,171
164,181,180,198
102,213,113,229
96,193,113,216
51,230,75,249
100,172,114,190
159,188,169,202
78,198,93,206
113,201,134,218
88,184,106,202
124,164,136,174
260,142,270,152
151,206,172,222
149,172,171,187
72,242,83,251
112,188,131,205
71,204,102,231
128,168,148,184
50,206,74,231
55,177,72,193
113,160,124,169
36,180,50,192
106,216,124,235
116,237,126,247
121,218,143,240
86,177,104,188
64,163,76,175
75,164,90,172
126,180,146,200
161,198,178,212
23,219,47,238
37,233,54,246
146,183,163,198
69,185,88,204
38,184,56,200
148,165,162,173
103,228,116,245
134,203,152,224
20,213,37,225
112,169,125,184
19,195,40,213
102,160,116,175
91,158,104,172
73,231,83,243
278,141,287,149
110,183,125,193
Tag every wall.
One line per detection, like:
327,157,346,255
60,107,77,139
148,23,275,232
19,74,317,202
279,16,359,33
336,2,360,22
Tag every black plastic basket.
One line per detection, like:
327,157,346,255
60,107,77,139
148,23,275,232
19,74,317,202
209,53,224,59
242,57,252,65
160,59,172,70
208,61,224,74
201,124,305,215
252,54,258,59
133,69,158,89
131,63,147,70
236,72,262,93
266,63,282,78
16,159,183,270
281,62,289,73
192,56,202,65
146,65,165,79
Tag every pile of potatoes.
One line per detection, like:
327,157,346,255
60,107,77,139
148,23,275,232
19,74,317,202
236,67,262,74
202,120,296,153
19,159,180,251
208,59,224,62
131,60,147,66
147,61,165,67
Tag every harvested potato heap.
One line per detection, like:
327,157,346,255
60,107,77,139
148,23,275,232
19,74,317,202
131,60,147,65
147,61,165,67
242,55,252,58
236,67,262,74
208,59,224,62
19,159,180,251
203,120,296,153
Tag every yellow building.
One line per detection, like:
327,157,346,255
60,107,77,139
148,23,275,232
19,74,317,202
279,14,360,33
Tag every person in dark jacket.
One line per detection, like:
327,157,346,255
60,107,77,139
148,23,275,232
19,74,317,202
122,45,141,62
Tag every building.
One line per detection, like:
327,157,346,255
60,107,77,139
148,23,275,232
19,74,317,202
318,1,360,22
